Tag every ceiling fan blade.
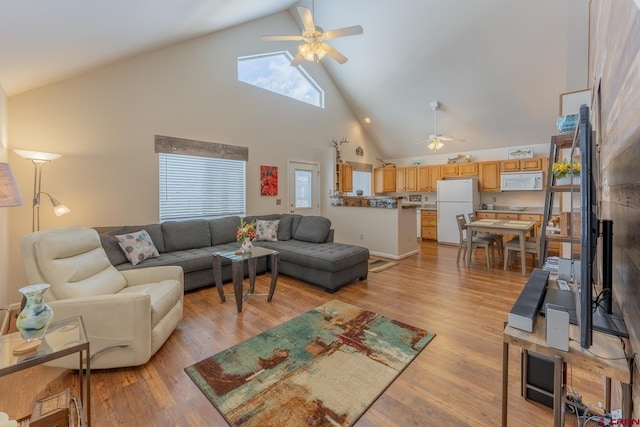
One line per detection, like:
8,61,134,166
290,53,305,67
297,7,316,34
321,43,348,64
435,135,465,142
324,25,364,39
262,35,304,41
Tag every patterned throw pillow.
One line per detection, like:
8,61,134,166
116,229,160,265
253,219,279,242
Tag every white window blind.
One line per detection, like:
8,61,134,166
159,153,246,221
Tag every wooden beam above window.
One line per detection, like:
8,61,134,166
154,135,248,162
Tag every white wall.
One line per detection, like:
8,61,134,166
5,11,382,303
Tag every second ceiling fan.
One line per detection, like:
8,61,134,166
262,6,363,66
417,101,465,151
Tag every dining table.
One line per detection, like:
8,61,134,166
465,219,537,275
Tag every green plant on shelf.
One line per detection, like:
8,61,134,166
551,159,581,179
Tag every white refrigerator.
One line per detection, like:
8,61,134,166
436,178,480,244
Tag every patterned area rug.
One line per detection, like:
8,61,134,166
185,300,435,427
368,258,399,273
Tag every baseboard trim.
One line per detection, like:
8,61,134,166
369,249,419,260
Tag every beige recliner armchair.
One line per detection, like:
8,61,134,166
21,226,184,369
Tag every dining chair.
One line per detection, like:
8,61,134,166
467,212,504,260
503,233,541,270
456,214,496,267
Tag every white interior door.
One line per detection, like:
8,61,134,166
288,160,319,215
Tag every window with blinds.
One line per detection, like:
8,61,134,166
159,153,246,221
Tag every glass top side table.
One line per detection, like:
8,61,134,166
212,246,280,312
0,316,91,425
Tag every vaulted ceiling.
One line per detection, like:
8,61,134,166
0,0,590,158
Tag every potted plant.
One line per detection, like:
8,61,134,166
551,159,581,185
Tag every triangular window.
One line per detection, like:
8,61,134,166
238,51,324,108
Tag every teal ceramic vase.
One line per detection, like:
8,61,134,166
16,284,54,342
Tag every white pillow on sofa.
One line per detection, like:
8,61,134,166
253,220,279,241
116,229,159,265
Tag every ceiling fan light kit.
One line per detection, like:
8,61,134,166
418,100,465,151
262,6,363,66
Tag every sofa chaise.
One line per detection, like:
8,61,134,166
95,214,369,293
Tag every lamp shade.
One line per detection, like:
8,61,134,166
13,150,62,161
0,163,24,207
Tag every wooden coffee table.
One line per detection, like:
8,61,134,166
212,246,279,312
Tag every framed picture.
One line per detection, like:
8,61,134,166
559,89,591,116
260,166,278,196
507,147,534,159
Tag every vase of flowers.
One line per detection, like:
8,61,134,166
552,159,581,185
237,219,257,252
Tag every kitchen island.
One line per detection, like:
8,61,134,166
327,197,418,259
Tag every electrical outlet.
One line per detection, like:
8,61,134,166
276,199,281,205
492,197,497,202
425,196,428,201
359,234,364,240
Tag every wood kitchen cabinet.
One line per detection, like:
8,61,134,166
478,161,501,192
374,166,396,193
459,162,479,176
405,167,418,191
440,162,478,178
418,165,441,191
396,168,406,192
337,163,353,193
476,212,496,219
396,167,417,192
440,163,459,177
500,157,544,172
420,210,437,240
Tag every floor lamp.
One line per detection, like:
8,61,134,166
14,150,70,232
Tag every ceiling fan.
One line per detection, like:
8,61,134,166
262,6,363,66
416,101,465,151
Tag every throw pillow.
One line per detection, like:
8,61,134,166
254,219,279,241
116,229,160,265
293,216,331,243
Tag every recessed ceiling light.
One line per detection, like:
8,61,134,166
364,117,371,124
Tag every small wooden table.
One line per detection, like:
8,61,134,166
212,246,280,312
502,319,632,426
465,219,536,275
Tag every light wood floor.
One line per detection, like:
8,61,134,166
1,240,604,426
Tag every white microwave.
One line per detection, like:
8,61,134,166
500,171,544,191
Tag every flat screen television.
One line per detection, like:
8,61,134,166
575,104,628,350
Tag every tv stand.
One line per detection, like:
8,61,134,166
541,288,629,338
592,300,629,338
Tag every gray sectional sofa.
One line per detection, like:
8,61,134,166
94,214,369,293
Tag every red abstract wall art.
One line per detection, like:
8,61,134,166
260,166,278,196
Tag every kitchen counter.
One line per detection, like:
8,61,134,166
330,196,402,209
405,203,437,211
477,207,545,215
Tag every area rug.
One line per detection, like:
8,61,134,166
368,258,399,273
185,300,435,427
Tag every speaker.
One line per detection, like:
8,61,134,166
522,351,555,408
545,303,569,351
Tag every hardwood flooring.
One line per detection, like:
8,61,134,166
0,240,604,426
